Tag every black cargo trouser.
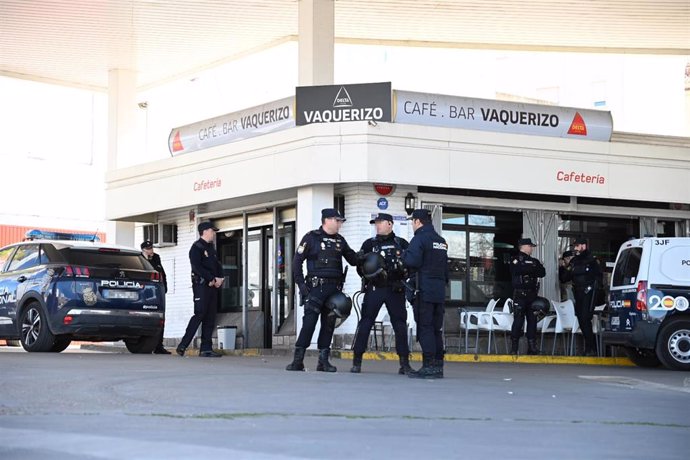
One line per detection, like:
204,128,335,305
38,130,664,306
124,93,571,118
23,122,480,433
353,285,409,356
295,283,340,350
511,291,538,340
180,283,218,352
417,300,444,360
574,286,596,351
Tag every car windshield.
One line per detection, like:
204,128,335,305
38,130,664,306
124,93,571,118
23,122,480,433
58,248,149,270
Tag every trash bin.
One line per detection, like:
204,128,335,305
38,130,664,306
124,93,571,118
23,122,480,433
217,326,237,350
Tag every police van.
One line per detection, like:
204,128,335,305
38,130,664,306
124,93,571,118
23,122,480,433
0,231,165,353
604,237,690,371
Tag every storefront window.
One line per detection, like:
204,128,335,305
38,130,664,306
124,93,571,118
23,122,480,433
443,209,522,307
558,215,639,293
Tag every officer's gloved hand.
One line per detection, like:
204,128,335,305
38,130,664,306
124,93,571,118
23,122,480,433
298,284,310,306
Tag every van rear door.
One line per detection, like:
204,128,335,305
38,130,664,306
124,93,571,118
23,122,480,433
647,239,690,319
608,244,645,332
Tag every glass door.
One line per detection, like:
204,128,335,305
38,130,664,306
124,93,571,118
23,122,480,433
443,209,522,308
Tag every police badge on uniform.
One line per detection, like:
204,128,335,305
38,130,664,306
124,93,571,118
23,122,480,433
512,259,518,264
321,242,326,250
204,250,209,257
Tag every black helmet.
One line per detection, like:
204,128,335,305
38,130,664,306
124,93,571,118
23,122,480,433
324,291,353,328
530,297,550,314
361,252,387,280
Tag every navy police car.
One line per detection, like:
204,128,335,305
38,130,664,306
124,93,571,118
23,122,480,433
0,230,165,353
604,237,690,371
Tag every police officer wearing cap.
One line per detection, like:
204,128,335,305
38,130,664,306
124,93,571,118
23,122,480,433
351,213,412,375
286,208,359,372
176,222,224,358
402,209,449,379
560,237,602,356
141,240,170,354
509,238,546,355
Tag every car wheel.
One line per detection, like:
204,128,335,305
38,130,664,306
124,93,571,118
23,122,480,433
50,336,72,353
19,303,56,352
124,335,159,354
622,346,661,368
656,318,690,371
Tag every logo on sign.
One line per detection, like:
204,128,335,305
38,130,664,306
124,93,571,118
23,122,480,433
333,87,353,108
171,131,184,152
567,112,588,136
377,198,389,210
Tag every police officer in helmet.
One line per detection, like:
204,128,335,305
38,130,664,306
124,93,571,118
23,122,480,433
351,213,412,375
560,237,602,356
402,209,449,379
509,238,546,355
286,208,359,372
176,222,224,358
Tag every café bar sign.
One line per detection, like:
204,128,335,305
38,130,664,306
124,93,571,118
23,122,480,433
168,97,294,155
393,90,613,141
296,82,392,126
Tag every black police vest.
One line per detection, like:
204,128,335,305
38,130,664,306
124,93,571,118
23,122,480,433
571,252,599,287
511,254,542,291
307,232,345,279
370,235,406,282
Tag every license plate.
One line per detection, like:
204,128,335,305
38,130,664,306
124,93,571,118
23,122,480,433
103,289,139,300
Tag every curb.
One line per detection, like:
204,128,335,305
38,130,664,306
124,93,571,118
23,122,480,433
79,344,634,367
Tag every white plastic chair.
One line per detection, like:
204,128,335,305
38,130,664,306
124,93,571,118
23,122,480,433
459,298,498,353
549,299,577,355
570,304,607,356
476,298,514,354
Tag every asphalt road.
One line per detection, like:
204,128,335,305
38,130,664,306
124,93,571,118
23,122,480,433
1,346,688,459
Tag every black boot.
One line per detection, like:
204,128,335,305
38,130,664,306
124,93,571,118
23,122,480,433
316,349,337,372
527,340,539,355
398,355,413,375
433,358,444,378
408,355,439,379
510,338,520,355
286,347,306,371
350,353,363,373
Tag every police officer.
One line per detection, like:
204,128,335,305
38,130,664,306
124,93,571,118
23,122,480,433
176,222,224,358
560,237,601,356
286,208,359,372
141,240,170,354
558,250,575,302
402,209,448,379
509,238,546,355
351,213,412,375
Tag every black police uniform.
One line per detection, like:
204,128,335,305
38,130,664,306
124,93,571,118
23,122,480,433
402,210,448,379
509,245,546,354
142,243,169,354
287,210,359,372
560,248,601,355
177,236,223,356
352,225,410,374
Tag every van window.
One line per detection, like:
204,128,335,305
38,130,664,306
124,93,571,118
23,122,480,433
612,247,642,287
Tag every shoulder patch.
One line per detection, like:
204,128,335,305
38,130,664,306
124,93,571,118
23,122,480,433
297,244,306,254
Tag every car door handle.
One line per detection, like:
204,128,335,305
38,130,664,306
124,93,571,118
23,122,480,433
17,275,27,283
